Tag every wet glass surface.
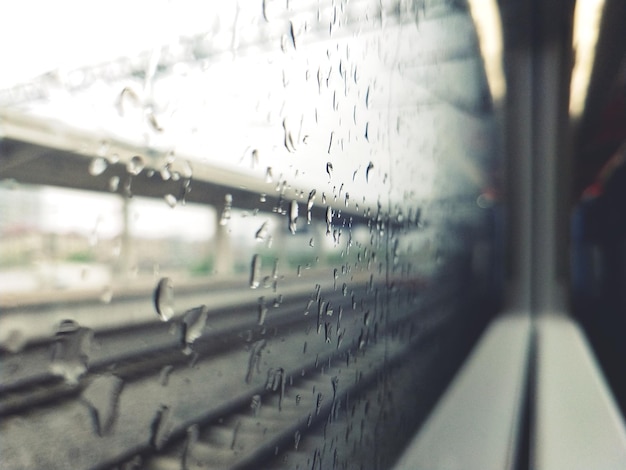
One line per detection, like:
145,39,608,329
0,1,501,468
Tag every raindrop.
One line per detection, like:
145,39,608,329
316,392,323,415
262,0,270,21
331,376,339,399
366,162,374,182
255,221,269,241
326,162,334,179
265,167,274,183
150,405,173,450
181,425,199,468
327,133,334,154
117,86,140,116
283,119,296,153
164,194,177,208
260,193,267,203
179,159,193,179
178,178,191,205
181,305,209,353
345,193,350,207
127,155,145,176
88,157,108,176
258,297,268,325
326,206,333,234
146,111,163,132
294,430,301,450
159,365,174,386
154,277,174,321
231,420,242,450
251,394,262,416
266,367,286,410
309,238,315,247
364,122,369,141
245,339,267,383
50,320,93,384
219,194,233,226
160,163,172,181
307,189,316,223
365,85,371,109
250,254,261,289
272,258,279,280
80,374,124,436
108,176,120,192
289,200,298,234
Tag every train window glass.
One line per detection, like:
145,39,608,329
0,1,500,468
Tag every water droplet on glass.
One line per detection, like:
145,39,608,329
150,405,173,450
283,119,297,153
262,0,270,21
316,392,323,415
289,21,297,49
88,157,108,176
366,162,374,182
164,194,177,208
127,155,145,176
309,238,315,247
294,430,301,450
257,297,268,325
181,305,209,353
245,339,267,383
50,320,93,384
326,162,334,180
159,365,174,386
160,163,172,181
179,159,193,179
251,394,262,416
265,167,274,184
255,221,269,242
181,424,199,468
80,374,124,436
250,254,261,289
108,176,120,192
326,206,333,234
289,200,298,234
154,277,174,321
345,193,350,207
307,189,316,223
219,194,233,226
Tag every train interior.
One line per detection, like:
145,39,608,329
0,0,625,469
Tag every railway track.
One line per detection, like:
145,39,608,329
0,266,473,470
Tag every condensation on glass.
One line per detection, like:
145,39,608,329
0,1,500,469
